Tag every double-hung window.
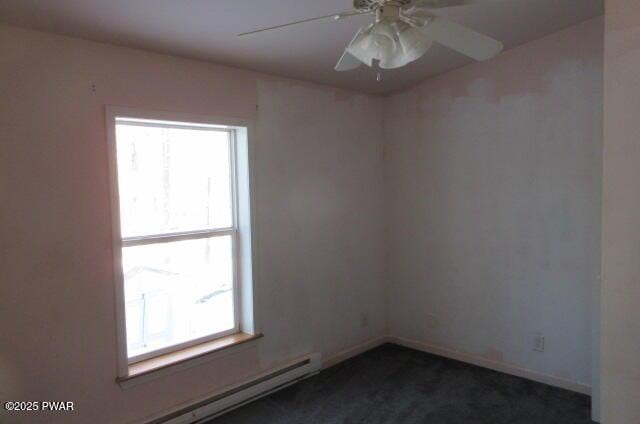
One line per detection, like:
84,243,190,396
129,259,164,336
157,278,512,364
107,108,256,377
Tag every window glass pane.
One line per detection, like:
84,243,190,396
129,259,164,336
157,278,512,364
122,236,235,359
115,122,232,237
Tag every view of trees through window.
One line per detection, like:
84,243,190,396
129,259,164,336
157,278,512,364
115,120,236,360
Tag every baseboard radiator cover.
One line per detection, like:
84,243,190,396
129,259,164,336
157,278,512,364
147,353,322,424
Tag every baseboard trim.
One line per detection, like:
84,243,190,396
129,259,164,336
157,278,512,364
138,335,591,423
389,336,591,395
323,336,389,369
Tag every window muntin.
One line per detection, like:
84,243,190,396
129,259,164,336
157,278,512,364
114,117,239,363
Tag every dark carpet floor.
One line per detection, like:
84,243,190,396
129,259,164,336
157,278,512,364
207,343,593,424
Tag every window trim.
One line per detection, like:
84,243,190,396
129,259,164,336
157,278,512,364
105,106,259,380
116,122,240,365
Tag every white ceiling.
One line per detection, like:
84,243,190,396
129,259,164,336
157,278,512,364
0,0,603,94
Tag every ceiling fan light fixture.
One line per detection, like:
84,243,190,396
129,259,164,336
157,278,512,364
347,21,399,68
380,28,432,69
346,24,375,66
398,26,432,61
240,0,505,75
377,22,431,69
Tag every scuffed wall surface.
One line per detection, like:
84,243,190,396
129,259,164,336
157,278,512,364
384,18,603,390
0,26,385,424
601,0,640,422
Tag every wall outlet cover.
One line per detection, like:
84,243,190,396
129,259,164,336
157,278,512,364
534,334,545,352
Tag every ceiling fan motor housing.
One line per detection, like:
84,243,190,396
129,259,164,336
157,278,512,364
353,0,413,12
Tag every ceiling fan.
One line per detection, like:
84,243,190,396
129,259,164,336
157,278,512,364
238,0,504,72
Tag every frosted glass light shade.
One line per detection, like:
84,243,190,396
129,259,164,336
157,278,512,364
347,20,432,70
347,22,397,67
399,27,431,63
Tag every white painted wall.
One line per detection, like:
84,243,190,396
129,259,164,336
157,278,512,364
253,81,387,367
601,0,640,422
384,17,603,394
0,26,386,424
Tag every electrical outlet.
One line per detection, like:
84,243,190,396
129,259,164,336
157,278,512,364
533,334,545,352
360,313,369,329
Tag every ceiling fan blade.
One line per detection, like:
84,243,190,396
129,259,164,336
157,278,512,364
237,10,368,37
419,16,503,61
411,0,502,9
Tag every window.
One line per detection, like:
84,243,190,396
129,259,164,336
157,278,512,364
107,108,257,375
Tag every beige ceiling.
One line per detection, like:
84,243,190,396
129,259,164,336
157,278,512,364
0,0,603,94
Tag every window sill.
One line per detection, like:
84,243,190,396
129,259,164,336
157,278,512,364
117,332,263,389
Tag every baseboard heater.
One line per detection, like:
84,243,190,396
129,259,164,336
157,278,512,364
147,353,322,424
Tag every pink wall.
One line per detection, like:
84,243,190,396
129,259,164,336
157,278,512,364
385,17,603,400
0,26,387,423
601,0,640,422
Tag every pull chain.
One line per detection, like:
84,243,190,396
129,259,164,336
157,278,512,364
376,71,382,82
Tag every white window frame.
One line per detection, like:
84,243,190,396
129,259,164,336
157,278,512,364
106,106,258,379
